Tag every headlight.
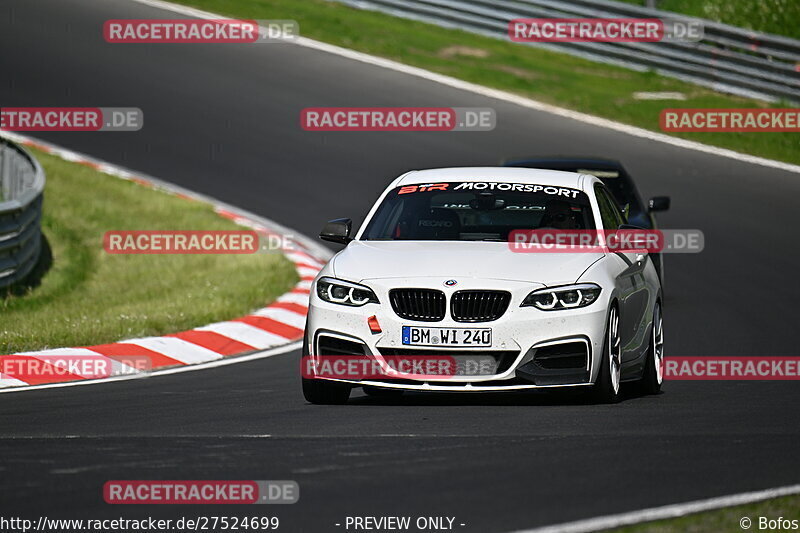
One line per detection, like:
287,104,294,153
521,283,601,311
316,277,379,307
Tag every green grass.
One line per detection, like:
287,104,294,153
171,0,799,166
611,493,800,532
618,0,800,39
0,149,298,353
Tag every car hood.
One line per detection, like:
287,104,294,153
331,241,604,285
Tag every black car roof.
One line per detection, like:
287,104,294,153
503,156,644,214
503,157,626,172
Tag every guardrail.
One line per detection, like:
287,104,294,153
333,0,800,103
0,137,45,289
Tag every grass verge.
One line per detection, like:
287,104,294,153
0,148,298,353
611,493,800,532
619,0,800,40
175,0,799,165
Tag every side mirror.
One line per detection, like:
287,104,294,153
616,224,649,257
648,196,670,212
319,218,353,245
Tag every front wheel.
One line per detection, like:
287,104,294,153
301,327,351,404
302,378,351,404
592,305,622,404
639,302,664,395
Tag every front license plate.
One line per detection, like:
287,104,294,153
402,326,492,347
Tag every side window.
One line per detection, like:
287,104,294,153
606,189,626,227
594,184,624,230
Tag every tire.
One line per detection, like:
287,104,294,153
302,377,352,404
363,385,404,398
639,302,664,395
592,305,622,404
300,326,351,404
653,252,665,295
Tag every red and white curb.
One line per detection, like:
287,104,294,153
0,131,331,391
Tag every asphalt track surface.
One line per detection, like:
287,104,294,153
2,0,800,531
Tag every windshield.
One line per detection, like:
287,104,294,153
361,182,596,241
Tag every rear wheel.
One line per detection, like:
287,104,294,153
592,305,622,404
640,303,664,395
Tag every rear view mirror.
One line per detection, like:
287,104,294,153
648,196,671,212
469,192,505,211
319,218,353,245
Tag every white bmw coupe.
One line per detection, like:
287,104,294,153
302,167,664,404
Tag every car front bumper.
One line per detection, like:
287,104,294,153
305,276,610,392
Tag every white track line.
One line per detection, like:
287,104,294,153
130,0,800,175
508,483,800,533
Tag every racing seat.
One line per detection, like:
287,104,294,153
539,200,581,230
412,208,461,240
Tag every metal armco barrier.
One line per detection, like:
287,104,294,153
333,0,800,103
0,137,45,289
